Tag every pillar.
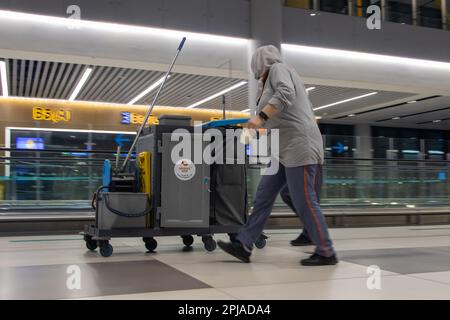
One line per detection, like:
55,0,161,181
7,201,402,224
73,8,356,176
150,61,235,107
354,124,374,201
412,0,418,26
442,0,448,30
381,0,388,21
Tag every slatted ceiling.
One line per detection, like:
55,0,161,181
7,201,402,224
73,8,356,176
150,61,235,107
163,73,203,105
132,72,166,103
80,66,107,100
164,73,218,104
98,67,127,102
55,63,72,98
36,61,49,97
18,60,25,96
145,73,182,106
90,67,118,100
11,59,16,96
88,66,112,99
155,76,244,108
153,72,192,104
30,61,41,97
108,69,145,102
49,63,68,98
104,68,132,102
42,62,56,98
308,86,373,108
49,63,65,98
120,71,163,104
197,86,243,110
61,64,82,98
3,57,441,122
25,60,34,96
100,67,124,98
111,69,142,103
199,85,248,110
113,70,144,102
162,75,217,106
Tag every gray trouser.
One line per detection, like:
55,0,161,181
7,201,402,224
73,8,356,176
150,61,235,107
237,163,335,257
279,166,322,239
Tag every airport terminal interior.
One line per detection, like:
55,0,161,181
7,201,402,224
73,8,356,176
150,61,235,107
0,0,450,301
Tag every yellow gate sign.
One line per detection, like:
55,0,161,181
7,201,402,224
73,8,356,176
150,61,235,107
121,112,158,125
32,107,71,123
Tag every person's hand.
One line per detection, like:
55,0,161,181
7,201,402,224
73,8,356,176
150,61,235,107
247,116,263,129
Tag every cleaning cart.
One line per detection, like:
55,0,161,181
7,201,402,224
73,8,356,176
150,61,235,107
83,115,268,256
82,38,266,257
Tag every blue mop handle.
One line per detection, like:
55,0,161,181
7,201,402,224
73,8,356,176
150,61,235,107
178,37,187,51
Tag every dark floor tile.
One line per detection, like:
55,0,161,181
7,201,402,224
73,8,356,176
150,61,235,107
339,246,450,274
0,259,210,300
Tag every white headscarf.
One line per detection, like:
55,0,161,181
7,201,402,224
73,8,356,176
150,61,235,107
250,45,283,80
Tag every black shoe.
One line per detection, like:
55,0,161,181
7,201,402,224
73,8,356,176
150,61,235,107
218,240,251,263
290,234,313,246
301,253,338,266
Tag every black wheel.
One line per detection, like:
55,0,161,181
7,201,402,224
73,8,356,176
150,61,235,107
255,236,267,249
182,235,194,247
99,242,113,257
84,235,97,251
144,237,158,252
203,237,217,252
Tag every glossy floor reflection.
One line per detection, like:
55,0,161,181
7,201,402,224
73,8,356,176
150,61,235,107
1,226,450,299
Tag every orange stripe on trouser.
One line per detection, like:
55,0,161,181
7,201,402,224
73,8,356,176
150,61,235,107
314,167,319,201
303,166,329,257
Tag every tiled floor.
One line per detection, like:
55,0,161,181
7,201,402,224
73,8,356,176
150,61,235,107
1,225,450,299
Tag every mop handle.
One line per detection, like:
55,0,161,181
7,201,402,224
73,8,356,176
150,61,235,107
121,37,186,172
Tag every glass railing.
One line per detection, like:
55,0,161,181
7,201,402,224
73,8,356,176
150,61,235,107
248,158,450,210
285,0,449,31
0,147,124,211
1,143,449,213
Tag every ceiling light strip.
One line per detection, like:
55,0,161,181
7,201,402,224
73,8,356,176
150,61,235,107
376,106,450,123
127,75,168,105
333,95,442,120
0,60,9,97
417,117,450,125
314,92,378,111
69,67,93,101
186,81,247,109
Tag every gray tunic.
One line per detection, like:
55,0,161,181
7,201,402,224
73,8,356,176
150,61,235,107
257,62,324,167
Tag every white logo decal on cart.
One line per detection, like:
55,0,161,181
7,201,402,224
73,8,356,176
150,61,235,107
174,159,196,181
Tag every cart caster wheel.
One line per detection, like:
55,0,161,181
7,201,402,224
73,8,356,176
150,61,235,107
99,242,113,257
255,237,267,249
144,237,158,252
203,237,217,252
182,235,194,247
85,239,98,251
84,235,98,251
